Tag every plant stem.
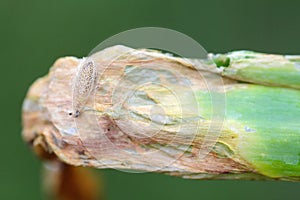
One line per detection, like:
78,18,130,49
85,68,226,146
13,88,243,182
22,45,300,182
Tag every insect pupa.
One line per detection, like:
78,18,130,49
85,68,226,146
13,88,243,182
70,59,97,118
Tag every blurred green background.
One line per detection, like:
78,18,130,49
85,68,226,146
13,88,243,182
1,0,300,199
